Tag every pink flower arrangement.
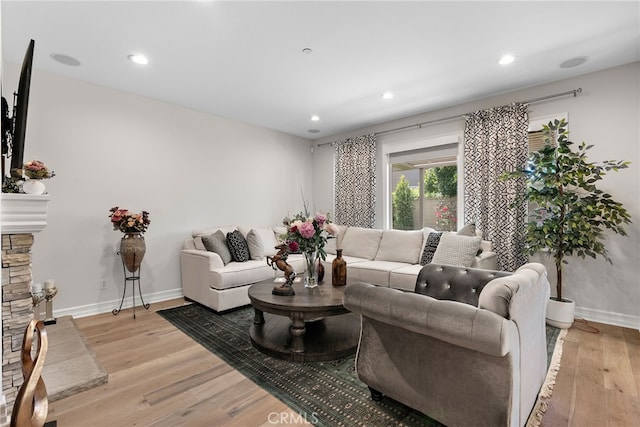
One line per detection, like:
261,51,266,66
282,211,336,259
23,160,55,179
109,206,151,234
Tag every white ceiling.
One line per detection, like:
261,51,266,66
2,1,639,140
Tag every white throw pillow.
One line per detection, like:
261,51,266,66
245,228,280,260
375,229,424,264
324,224,349,254
431,233,481,267
340,227,383,260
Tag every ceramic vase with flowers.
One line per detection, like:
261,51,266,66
109,207,151,272
283,211,338,288
22,160,55,195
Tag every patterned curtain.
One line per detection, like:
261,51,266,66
463,103,528,271
334,134,376,227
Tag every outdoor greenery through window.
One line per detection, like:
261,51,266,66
391,157,458,231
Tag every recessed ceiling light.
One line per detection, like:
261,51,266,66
308,129,320,134
499,54,516,65
128,54,149,65
560,56,589,69
381,91,394,100
50,53,81,66
302,48,313,55
310,115,320,122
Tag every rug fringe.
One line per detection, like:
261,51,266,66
526,328,568,427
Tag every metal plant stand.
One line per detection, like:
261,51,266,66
113,252,149,319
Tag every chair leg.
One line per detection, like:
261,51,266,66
368,386,383,401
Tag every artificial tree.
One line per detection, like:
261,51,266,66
503,119,631,302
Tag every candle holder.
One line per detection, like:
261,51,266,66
31,291,45,321
44,286,58,325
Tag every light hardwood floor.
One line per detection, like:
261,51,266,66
46,299,640,426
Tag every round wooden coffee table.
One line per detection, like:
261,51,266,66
248,278,359,363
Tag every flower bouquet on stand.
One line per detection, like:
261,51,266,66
109,207,151,272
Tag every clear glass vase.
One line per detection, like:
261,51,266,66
304,250,319,288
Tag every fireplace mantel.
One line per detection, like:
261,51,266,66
1,193,50,234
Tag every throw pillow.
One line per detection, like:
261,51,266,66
420,232,443,265
457,223,483,255
245,229,265,260
431,233,481,267
202,231,232,265
253,228,280,257
227,230,250,262
457,223,476,236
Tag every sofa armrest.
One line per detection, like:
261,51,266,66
181,249,224,270
180,249,224,303
344,282,517,357
473,250,497,270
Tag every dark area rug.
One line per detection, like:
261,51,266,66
158,303,561,427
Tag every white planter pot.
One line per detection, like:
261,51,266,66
546,298,575,329
22,179,46,195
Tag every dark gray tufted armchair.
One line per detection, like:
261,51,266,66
344,263,550,427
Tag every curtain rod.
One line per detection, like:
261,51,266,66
317,87,582,147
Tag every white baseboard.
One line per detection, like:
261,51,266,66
575,306,640,330
52,288,185,319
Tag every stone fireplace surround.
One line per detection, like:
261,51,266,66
1,193,50,419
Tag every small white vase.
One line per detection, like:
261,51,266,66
22,179,46,195
546,297,575,329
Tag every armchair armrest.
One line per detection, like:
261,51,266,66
344,282,517,357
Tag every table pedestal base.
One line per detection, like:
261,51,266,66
250,311,359,363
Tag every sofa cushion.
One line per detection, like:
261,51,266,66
431,233,481,267
226,230,250,262
349,260,411,287
420,232,443,265
341,227,383,260
389,264,424,291
245,228,279,260
374,229,423,264
202,231,233,265
192,236,206,251
209,260,274,291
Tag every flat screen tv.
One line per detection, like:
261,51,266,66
10,39,35,176
2,39,35,178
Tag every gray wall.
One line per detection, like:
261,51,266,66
313,62,640,328
3,64,314,317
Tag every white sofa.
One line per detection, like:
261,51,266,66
180,224,496,312
322,225,496,291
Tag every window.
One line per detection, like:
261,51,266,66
389,143,459,231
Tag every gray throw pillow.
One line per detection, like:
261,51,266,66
457,223,476,236
202,230,232,265
431,233,481,267
227,230,250,262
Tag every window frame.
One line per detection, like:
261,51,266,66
383,134,463,230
